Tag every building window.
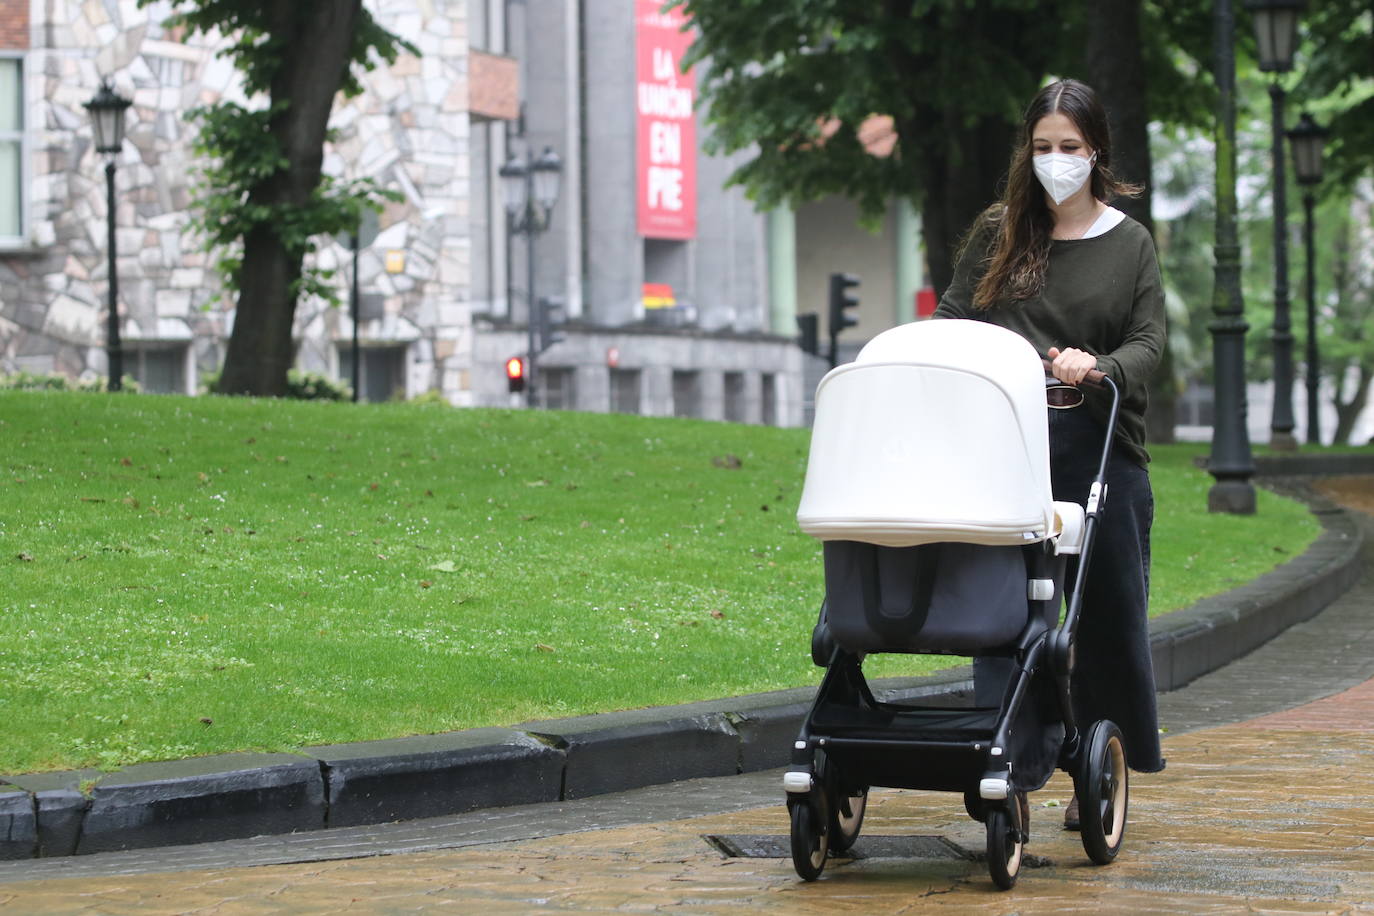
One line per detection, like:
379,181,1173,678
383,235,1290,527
339,344,407,402
723,371,746,423
541,367,575,410
0,55,25,242
761,373,777,426
610,368,640,414
672,370,700,418
128,344,187,394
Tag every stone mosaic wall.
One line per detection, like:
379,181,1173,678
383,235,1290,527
0,0,473,400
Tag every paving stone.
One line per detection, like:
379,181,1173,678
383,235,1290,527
304,728,564,828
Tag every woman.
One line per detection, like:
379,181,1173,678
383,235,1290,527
934,78,1167,827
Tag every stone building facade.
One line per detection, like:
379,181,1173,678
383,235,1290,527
0,0,943,426
0,0,817,425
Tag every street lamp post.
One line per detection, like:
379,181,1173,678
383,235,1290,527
1287,111,1328,445
1207,0,1257,514
1245,0,1304,451
499,146,563,408
83,80,131,392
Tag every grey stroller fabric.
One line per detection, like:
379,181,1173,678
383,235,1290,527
823,541,1028,655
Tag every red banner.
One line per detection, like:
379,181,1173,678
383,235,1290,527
635,0,696,240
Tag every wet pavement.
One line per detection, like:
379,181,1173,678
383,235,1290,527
3,482,1373,913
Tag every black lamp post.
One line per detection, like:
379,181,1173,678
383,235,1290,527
499,146,562,408
1207,0,1256,514
1287,111,1328,445
83,80,131,392
1245,0,1304,451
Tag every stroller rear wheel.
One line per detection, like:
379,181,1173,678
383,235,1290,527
828,784,867,853
985,791,1026,890
1077,719,1128,865
815,751,866,853
789,794,830,881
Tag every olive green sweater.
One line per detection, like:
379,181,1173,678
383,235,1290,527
934,213,1166,467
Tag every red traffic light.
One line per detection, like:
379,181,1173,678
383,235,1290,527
505,356,526,393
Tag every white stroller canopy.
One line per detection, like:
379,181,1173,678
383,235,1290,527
797,319,1059,547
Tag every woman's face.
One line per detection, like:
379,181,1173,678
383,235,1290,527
1031,112,1093,159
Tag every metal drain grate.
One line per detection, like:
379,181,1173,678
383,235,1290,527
702,834,972,861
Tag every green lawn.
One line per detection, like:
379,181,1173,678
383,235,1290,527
0,392,1319,774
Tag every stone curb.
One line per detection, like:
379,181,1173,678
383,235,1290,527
0,473,1364,860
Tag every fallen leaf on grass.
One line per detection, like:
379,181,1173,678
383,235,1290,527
428,560,457,573
535,643,556,653
16,552,33,562
712,454,742,469
419,580,432,589
119,457,133,466
199,717,213,726
710,610,725,619
519,514,538,522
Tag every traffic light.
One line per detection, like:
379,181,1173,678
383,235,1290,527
796,313,819,356
537,296,566,353
828,272,860,336
505,356,526,393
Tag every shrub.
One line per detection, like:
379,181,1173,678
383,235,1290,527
0,372,138,392
200,369,352,401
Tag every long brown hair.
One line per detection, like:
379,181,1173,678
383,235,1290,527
970,79,1140,309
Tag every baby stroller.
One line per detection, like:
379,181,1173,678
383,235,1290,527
786,319,1128,889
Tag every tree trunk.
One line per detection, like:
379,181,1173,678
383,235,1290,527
920,116,1015,297
216,0,364,397
1332,362,1372,445
1085,0,1178,444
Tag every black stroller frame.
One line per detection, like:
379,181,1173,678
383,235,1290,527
785,373,1128,890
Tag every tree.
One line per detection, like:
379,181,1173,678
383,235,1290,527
143,0,415,397
673,0,1069,295
676,0,1213,442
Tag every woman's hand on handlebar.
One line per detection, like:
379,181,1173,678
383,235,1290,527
1047,346,1098,386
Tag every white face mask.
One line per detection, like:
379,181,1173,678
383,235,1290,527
1033,152,1096,205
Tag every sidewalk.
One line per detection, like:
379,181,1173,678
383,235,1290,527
0,481,1371,911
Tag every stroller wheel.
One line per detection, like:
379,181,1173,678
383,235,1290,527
984,795,1025,890
1077,719,1129,865
828,785,868,853
789,795,830,881
815,751,866,853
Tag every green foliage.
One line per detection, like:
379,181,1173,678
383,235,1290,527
201,369,351,401
671,0,1216,225
1293,2,1374,192
673,0,1065,220
140,0,415,306
0,393,1320,773
286,370,352,402
150,1,416,99
0,372,139,393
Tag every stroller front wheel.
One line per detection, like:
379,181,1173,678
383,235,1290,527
789,796,830,881
1077,719,1129,865
985,797,1025,890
